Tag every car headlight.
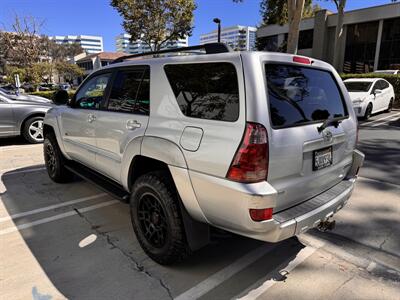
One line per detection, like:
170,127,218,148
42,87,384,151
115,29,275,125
352,98,365,105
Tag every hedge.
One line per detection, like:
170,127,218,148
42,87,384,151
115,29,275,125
29,90,76,100
340,73,400,108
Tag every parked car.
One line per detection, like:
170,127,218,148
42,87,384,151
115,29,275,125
0,84,20,94
0,87,52,103
58,83,71,91
0,92,53,143
43,43,364,264
38,83,57,91
373,70,399,75
344,78,395,119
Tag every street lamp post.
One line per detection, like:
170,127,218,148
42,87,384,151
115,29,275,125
213,18,221,43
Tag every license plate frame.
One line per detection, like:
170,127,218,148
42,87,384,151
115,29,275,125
313,146,333,171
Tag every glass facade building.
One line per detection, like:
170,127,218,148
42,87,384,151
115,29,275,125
257,2,400,73
50,35,103,54
115,34,188,54
200,25,257,51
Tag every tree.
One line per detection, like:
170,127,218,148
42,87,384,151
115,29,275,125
260,0,320,25
111,0,196,52
331,0,346,70
55,61,84,84
0,15,47,68
287,0,306,54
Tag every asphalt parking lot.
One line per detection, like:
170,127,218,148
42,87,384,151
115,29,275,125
1,111,400,300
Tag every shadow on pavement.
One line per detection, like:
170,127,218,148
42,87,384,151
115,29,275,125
0,136,32,147
1,166,305,299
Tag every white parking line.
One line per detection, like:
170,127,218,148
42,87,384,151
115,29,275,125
0,200,119,236
174,245,276,300
236,246,317,300
0,193,107,223
370,115,399,127
362,112,400,126
0,144,42,151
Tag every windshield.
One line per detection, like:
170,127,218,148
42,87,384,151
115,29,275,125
344,82,372,92
265,64,348,128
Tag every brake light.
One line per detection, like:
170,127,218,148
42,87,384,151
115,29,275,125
249,208,273,221
293,56,311,64
226,122,269,183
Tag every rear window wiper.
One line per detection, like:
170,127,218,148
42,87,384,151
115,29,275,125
317,117,343,133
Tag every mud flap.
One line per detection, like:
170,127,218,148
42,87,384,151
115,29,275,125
346,149,365,179
178,200,210,251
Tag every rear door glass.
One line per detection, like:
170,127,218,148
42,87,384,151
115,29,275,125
265,64,348,128
164,63,239,122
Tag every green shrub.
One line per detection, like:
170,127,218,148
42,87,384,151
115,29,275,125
340,73,400,108
29,90,76,100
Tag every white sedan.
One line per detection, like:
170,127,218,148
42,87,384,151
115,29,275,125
344,78,395,120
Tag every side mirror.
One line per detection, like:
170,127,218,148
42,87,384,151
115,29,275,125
374,89,382,94
53,89,69,105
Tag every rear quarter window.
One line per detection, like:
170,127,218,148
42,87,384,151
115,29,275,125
265,64,348,128
164,62,239,122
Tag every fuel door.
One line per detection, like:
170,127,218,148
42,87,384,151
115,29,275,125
180,126,203,152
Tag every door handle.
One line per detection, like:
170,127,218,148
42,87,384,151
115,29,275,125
126,120,141,130
87,114,96,123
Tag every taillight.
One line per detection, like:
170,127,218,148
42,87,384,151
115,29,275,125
226,122,269,183
293,56,311,65
249,208,273,221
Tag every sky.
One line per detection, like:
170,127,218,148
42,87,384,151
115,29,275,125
0,0,394,51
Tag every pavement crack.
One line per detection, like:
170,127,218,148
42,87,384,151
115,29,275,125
73,206,173,300
332,275,354,295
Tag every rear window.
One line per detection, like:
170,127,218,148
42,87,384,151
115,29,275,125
344,81,372,92
265,64,348,128
164,63,239,122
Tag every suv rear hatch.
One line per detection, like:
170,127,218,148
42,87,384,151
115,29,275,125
264,61,354,212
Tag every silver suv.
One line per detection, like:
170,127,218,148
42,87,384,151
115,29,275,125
43,43,364,264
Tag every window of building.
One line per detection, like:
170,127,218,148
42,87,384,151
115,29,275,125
298,29,314,50
77,61,93,71
378,17,400,70
75,73,111,109
108,67,150,115
343,21,379,73
164,63,239,122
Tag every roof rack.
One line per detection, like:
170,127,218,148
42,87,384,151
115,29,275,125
111,42,233,64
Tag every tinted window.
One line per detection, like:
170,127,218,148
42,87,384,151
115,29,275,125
164,63,239,122
265,64,348,128
380,80,389,89
344,82,372,92
75,73,111,109
108,68,150,115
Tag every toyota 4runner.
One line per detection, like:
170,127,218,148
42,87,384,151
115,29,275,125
43,43,364,264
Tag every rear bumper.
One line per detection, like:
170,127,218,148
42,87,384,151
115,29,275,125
189,149,364,243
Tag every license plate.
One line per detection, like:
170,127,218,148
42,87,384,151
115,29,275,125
313,146,333,171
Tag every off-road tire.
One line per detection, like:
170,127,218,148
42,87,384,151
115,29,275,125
130,171,190,265
22,116,44,144
364,103,373,120
43,133,74,183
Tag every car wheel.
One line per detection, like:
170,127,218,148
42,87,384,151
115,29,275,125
22,116,45,143
130,171,190,265
43,133,74,183
386,98,393,112
364,103,373,120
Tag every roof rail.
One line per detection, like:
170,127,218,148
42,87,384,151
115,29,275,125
111,42,233,64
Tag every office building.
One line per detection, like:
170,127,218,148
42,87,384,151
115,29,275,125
200,25,257,51
50,35,103,54
257,2,400,73
115,33,188,54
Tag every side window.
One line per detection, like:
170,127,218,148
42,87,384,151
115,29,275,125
164,63,239,122
380,80,389,89
75,73,111,109
371,82,380,93
108,68,150,115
